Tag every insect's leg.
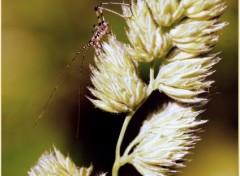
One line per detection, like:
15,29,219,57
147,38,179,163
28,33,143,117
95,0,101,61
75,42,93,136
79,47,89,74
107,30,112,35
96,6,131,19
93,23,100,30
95,5,105,23
76,59,83,137
95,49,101,56
34,44,90,127
95,2,132,19
99,2,130,7
76,44,92,137
92,26,97,34
100,43,105,52
94,42,103,56
106,23,113,35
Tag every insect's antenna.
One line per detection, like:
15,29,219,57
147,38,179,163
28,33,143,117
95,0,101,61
34,46,88,127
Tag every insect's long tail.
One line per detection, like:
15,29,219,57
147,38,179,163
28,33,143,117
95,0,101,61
34,44,90,127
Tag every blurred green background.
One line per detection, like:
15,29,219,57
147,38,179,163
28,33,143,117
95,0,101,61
2,0,238,175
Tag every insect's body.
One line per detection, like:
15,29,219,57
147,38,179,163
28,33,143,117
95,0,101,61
86,21,109,56
35,2,131,128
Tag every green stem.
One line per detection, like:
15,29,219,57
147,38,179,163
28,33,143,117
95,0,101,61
150,61,155,85
112,112,134,176
112,61,157,176
149,61,157,92
150,67,154,84
123,134,141,158
147,61,157,95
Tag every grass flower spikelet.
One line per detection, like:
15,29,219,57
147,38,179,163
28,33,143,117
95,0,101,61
156,55,221,103
128,103,206,176
146,0,184,26
183,0,226,20
89,35,147,113
123,0,171,62
28,147,93,176
170,19,227,53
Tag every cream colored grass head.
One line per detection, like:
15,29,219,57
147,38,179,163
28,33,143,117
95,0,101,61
89,35,147,113
129,102,206,175
156,55,221,103
28,147,93,176
183,0,226,20
123,0,171,62
146,0,184,26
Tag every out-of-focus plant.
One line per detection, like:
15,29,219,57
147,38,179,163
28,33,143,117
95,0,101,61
29,0,226,175
28,146,106,176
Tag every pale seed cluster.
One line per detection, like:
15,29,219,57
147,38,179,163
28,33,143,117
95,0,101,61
146,0,184,27
183,0,226,20
89,35,147,113
128,103,206,175
156,55,221,103
28,147,95,176
123,0,171,62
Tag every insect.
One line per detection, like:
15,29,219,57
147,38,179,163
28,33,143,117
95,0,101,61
34,2,132,133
